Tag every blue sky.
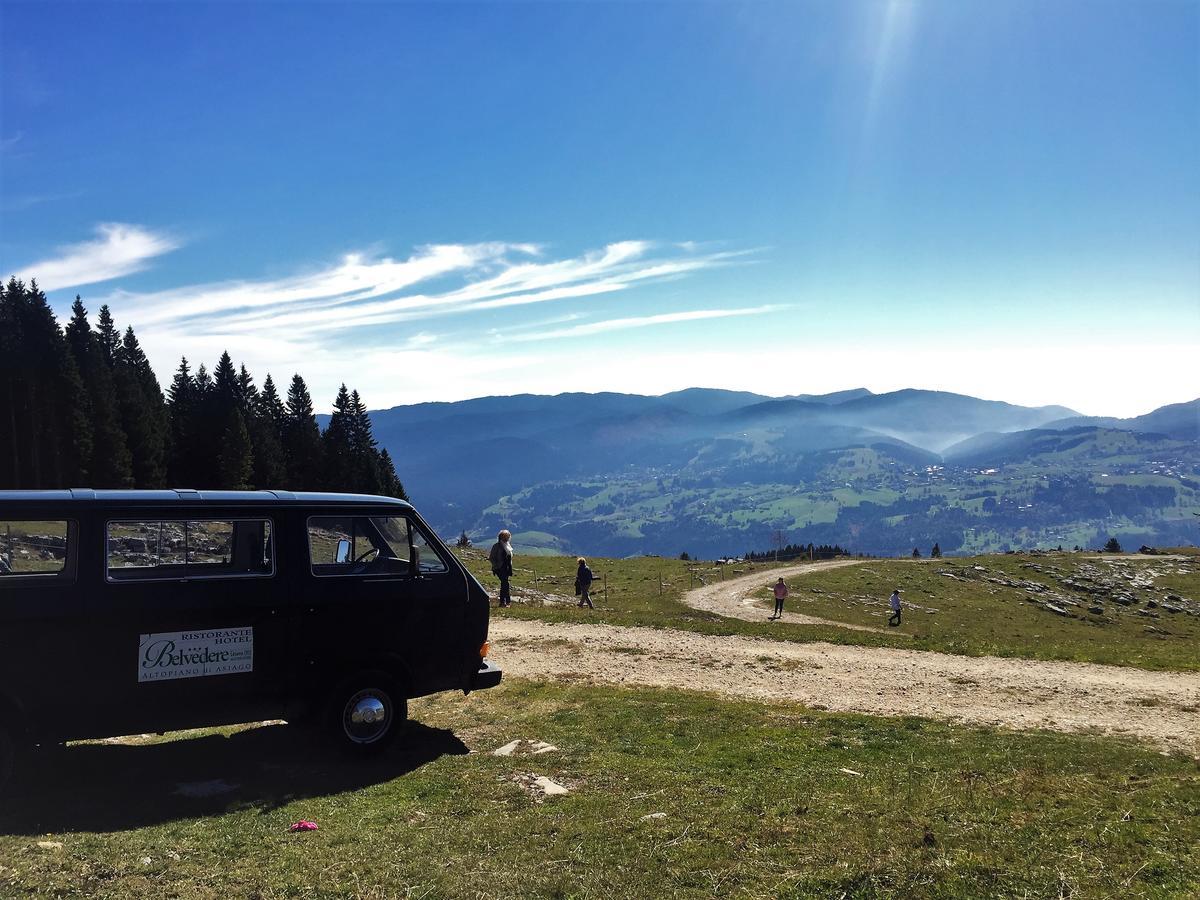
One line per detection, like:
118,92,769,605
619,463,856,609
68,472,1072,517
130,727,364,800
2,1,1197,416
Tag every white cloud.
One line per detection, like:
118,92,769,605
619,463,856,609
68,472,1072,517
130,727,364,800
96,237,752,412
98,239,744,341
11,223,179,291
506,305,788,342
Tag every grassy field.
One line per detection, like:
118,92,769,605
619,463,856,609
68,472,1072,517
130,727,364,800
457,548,1200,671
1,681,1196,899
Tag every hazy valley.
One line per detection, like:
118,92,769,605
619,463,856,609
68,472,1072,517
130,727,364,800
363,388,1200,557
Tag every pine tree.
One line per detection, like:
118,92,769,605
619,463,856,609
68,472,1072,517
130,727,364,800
212,351,239,408
166,357,197,484
65,296,133,487
114,324,168,487
237,364,258,408
322,384,354,489
348,389,383,494
378,447,408,500
249,373,287,488
284,374,322,488
259,374,287,434
931,542,942,558
912,547,921,558
189,361,221,486
95,305,121,369
217,408,254,490
0,279,91,487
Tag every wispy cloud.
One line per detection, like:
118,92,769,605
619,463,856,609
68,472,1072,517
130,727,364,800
99,240,749,338
38,236,761,412
506,305,788,342
11,223,179,291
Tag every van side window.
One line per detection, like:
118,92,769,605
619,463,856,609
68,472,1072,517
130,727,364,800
0,520,71,577
106,519,273,581
309,515,426,577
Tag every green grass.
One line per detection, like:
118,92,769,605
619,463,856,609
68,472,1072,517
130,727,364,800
764,553,1200,671
458,549,1200,671
2,681,1195,898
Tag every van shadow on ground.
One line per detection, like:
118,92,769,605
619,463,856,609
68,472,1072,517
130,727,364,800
0,721,468,835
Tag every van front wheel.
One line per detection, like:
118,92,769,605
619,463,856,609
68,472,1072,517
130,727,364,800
331,676,406,754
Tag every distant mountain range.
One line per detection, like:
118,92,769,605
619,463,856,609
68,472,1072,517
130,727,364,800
349,388,1199,557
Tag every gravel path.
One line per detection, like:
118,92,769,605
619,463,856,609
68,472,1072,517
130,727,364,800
488,562,1200,752
683,559,895,632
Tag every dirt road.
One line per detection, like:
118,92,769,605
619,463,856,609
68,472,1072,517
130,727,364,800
683,558,891,631
488,562,1200,752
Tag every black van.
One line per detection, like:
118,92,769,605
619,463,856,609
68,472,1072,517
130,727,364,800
0,489,500,788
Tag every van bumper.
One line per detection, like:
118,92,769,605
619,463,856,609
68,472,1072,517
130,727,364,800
471,659,503,691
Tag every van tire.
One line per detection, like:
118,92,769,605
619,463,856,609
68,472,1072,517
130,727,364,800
328,672,406,755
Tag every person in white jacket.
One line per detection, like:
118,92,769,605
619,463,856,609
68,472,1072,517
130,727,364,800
888,589,902,627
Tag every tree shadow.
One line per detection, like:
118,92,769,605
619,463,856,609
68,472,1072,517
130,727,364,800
0,720,469,835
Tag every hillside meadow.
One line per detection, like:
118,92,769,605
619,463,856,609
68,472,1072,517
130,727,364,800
1,682,1196,899
458,548,1200,671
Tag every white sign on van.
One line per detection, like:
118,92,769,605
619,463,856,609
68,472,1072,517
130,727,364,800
138,627,254,682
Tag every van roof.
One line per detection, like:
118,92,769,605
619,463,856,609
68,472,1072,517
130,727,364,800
0,489,413,508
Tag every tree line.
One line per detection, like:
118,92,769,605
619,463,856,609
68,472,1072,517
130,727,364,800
743,542,852,562
0,278,406,497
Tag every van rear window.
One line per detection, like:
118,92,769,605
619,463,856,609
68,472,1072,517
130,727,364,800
107,519,273,581
0,520,71,577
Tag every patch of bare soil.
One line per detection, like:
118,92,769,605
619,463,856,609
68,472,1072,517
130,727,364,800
488,614,1200,754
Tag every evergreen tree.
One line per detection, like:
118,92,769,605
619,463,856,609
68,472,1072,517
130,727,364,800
284,374,322,488
217,408,254,490
213,351,239,408
193,362,213,396
322,384,354,489
348,389,384,494
114,324,168,487
1102,537,1122,553
248,373,287,488
931,542,942,558
378,448,408,500
188,361,221,485
95,305,121,369
259,374,287,434
166,357,197,485
237,364,258,408
65,296,133,487
0,279,91,487
912,547,921,558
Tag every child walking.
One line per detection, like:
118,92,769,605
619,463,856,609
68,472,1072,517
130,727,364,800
772,577,788,620
888,588,902,627
575,557,595,609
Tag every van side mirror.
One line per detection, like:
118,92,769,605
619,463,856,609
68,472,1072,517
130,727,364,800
334,539,351,564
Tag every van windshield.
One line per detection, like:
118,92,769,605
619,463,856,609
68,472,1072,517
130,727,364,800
307,515,448,576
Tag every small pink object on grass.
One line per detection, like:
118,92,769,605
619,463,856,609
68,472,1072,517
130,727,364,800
289,820,319,832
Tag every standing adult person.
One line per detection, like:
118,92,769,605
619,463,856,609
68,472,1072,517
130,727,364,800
771,577,788,620
490,529,514,607
888,588,902,627
575,557,595,609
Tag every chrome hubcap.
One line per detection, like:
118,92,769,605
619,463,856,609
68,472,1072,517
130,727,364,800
343,690,391,744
